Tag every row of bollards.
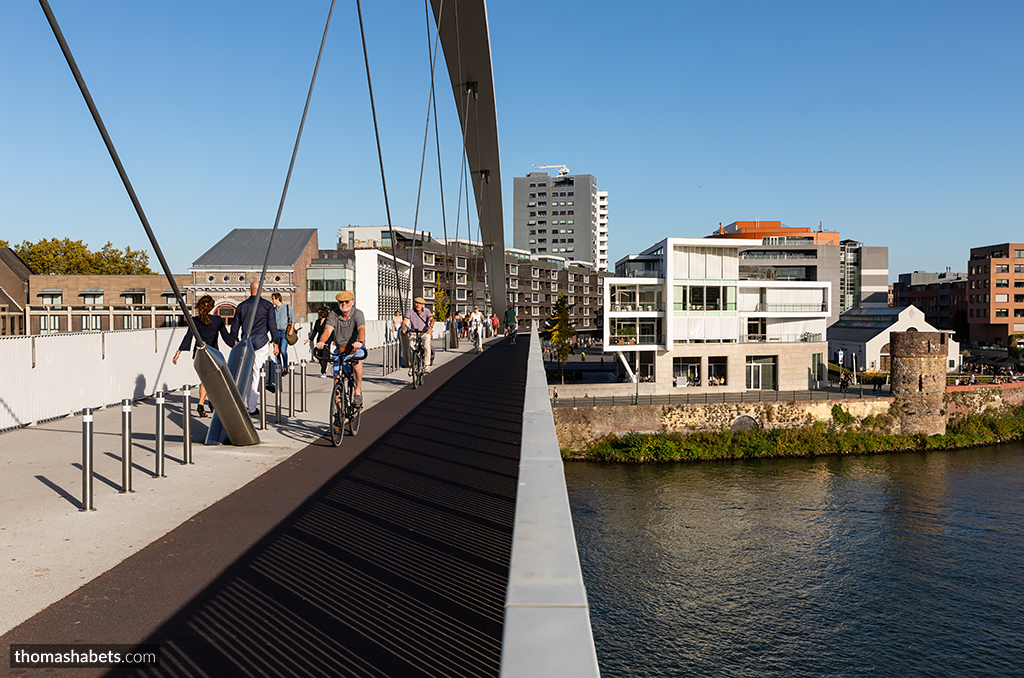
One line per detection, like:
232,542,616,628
80,361,312,511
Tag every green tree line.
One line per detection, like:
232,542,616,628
0,237,154,275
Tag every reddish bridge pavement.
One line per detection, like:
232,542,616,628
3,336,531,678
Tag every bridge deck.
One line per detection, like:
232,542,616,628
2,336,530,677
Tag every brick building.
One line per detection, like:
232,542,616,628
967,242,1024,347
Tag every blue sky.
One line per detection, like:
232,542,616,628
2,1,1022,281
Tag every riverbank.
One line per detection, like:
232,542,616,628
562,405,1024,463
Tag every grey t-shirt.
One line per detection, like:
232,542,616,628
326,307,365,348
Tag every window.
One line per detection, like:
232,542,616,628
996,309,1009,317
122,315,144,329
996,294,1009,303
1015,265,1024,273
456,273,467,285
456,289,467,300
82,293,103,306
423,253,435,266
509,265,518,275
708,357,728,385
457,257,467,269
996,264,1010,273
674,357,701,386
80,315,102,331
509,279,518,289
423,270,435,282
997,280,1009,288
39,293,62,306
39,315,61,333
124,294,145,305
746,356,777,390
1017,250,1024,258
1015,309,1024,317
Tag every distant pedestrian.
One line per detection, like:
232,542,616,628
271,292,295,375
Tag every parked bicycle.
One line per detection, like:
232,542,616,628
329,347,367,446
408,330,429,389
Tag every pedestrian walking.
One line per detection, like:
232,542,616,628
230,281,279,416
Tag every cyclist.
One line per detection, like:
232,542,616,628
468,305,486,353
315,290,366,406
402,296,434,373
504,306,518,345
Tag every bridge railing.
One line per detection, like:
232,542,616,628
500,326,601,678
0,320,400,432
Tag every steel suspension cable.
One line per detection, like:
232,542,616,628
245,0,338,346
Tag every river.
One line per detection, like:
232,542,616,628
565,445,1024,677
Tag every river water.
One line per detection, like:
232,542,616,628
565,446,1024,677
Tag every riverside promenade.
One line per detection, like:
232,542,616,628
1,334,534,677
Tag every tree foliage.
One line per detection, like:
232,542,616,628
0,238,155,275
433,287,449,323
541,293,577,383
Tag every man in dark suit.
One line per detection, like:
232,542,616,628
231,280,279,414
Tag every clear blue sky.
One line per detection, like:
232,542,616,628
2,1,1022,282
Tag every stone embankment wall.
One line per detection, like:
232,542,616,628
554,399,892,452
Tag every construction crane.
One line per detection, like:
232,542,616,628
533,163,570,176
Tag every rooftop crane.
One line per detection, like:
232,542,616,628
533,163,570,176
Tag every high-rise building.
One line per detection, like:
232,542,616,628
512,170,608,271
706,221,888,326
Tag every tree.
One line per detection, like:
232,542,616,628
433,287,449,323
541,293,577,384
1,238,154,275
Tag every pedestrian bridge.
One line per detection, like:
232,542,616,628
0,326,600,677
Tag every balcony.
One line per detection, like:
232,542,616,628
609,334,662,346
739,333,823,343
610,302,664,312
749,303,828,313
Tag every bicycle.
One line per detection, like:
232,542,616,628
505,323,517,345
329,347,366,446
408,330,428,389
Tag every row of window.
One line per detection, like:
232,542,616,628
36,314,182,333
971,308,1024,318
35,293,170,306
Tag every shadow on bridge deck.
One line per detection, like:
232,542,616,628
4,336,531,678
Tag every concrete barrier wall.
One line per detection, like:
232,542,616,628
500,326,601,678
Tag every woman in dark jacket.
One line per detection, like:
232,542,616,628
173,295,235,417
304,306,332,376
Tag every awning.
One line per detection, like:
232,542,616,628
121,288,145,295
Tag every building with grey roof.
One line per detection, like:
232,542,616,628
187,228,319,324
827,305,959,374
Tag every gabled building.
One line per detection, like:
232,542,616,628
187,228,318,323
827,306,959,373
606,238,830,392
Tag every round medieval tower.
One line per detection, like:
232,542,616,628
889,331,947,435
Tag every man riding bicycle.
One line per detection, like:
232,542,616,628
468,305,486,353
402,296,434,373
315,290,366,406
504,306,518,345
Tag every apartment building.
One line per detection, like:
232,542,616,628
608,238,830,392
890,269,968,340
512,170,609,271
336,225,609,330
967,243,1024,347
706,221,888,325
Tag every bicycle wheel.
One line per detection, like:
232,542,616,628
347,377,361,436
412,350,423,389
329,379,345,446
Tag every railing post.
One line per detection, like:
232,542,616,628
288,367,295,418
182,385,193,465
81,408,95,512
275,363,282,424
259,368,267,430
121,398,133,493
155,391,166,478
300,360,306,412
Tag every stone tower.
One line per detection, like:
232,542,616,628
889,331,947,435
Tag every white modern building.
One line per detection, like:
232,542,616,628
606,238,831,392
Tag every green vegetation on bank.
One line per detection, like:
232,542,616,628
564,405,1024,463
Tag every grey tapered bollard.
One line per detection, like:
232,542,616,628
121,399,133,493
259,368,267,430
155,391,166,478
81,408,95,512
182,385,193,464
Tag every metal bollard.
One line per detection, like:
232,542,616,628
81,408,95,512
182,385,193,464
275,363,281,424
289,367,295,418
121,399,133,493
155,391,166,478
259,368,267,430
300,360,306,412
